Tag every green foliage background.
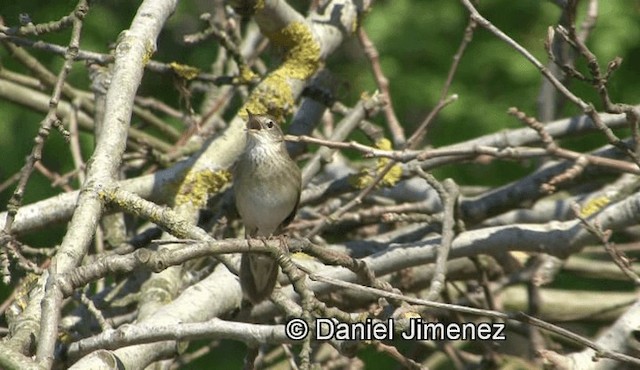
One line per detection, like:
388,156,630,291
0,0,639,368
2,0,639,214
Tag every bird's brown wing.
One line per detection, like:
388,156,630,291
280,188,300,231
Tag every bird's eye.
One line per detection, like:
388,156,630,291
266,120,274,128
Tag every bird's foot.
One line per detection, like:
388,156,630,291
276,234,290,254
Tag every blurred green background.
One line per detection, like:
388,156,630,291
1,0,639,368
2,0,640,221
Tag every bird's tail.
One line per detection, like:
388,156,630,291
240,253,279,304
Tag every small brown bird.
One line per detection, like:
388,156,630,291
233,111,301,303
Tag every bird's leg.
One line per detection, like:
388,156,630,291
258,236,270,252
276,234,290,255
244,229,254,245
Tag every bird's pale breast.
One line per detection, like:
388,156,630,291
234,140,300,236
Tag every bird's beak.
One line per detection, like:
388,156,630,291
245,109,261,132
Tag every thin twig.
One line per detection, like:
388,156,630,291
357,27,405,147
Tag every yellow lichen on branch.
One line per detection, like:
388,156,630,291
169,62,200,80
242,21,321,121
350,138,403,189
238,65,258,84
175,169,232,208
268,22,321,80
580,196,611,218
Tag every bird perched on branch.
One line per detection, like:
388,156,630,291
233,111,302,303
